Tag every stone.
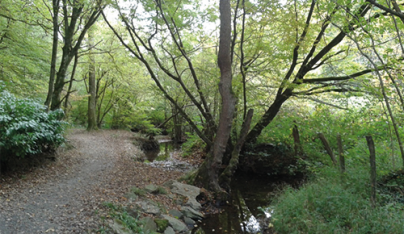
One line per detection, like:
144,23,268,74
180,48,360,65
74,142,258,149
170,181,202,210
135,201,160,215
181,206,204,220
127,208,139,218
185,197,202,211
155,218,169,232
169,209,183,219
109,219,134,234
162,214,188,232
170,181,200,198
141,217,157,233
164,226,175,234
183,217,195,226
145,184,159,193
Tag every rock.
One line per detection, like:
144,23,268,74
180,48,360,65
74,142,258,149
164,226,175,234
170,181,200,198
170,181,202,210
169,209,183,219
145,184,159,193
135,201,160,215
141,217,157,233
185,197,202,211
155,218,169,232
183,217,195,226
109,219,134,234
126,208,139,218
181,206,204,220
162,214,188,232
124,192,138,201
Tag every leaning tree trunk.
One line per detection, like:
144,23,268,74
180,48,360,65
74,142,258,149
195,0,235,199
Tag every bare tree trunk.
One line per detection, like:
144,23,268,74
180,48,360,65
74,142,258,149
50,0,104,110
44,0,60,110
87,28,97,130
196,0,235,198
63,52,78,113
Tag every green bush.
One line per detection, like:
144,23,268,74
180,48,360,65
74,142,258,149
270,167,404,233
0,91,66,160
182,131,206,157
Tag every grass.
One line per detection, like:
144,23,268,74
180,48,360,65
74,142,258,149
270,166,404,233
100,202,146,234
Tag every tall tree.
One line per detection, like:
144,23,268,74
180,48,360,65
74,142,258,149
243,1,393,145
103,0,401,195
204,0,235,195
87,26,97,130
44,0,60,109
47,0,106,111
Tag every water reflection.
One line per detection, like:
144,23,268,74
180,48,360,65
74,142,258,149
143,140,195,172
143,140,175,162
192,174,299,234
143,140,299,233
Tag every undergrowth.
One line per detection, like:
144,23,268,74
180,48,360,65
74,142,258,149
99,202,146,234
270,167,404,233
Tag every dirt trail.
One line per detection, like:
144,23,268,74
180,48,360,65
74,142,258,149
0,129,155,233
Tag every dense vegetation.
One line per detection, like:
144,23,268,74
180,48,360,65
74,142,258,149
1,0,404,232
0,83,65,170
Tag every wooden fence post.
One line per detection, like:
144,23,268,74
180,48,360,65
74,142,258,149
293,123,304,157
337,134,345,174
318,133,337,166
366,135,376,208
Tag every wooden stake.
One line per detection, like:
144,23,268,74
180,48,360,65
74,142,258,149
366,135,376,208
293,123,304,157
337,134,345,173
318,133,337,166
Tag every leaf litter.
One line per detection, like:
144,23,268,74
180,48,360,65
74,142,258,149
0,129,187,233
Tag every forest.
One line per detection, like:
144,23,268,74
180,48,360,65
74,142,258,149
1,0,404,233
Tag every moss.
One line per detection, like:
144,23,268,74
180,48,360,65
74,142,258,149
154,218,169,232
157,186,167,195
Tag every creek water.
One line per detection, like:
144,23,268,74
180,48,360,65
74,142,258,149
143,140,299,234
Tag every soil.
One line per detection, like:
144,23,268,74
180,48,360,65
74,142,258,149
0,129,185,234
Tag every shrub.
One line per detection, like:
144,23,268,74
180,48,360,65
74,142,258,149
0,91,66,162
270,167,404,233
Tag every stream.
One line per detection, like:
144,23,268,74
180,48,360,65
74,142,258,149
143,139,300,234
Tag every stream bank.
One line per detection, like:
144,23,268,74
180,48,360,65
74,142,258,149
139,138,304,234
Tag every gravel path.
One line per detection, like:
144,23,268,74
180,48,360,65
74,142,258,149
0,129,143,233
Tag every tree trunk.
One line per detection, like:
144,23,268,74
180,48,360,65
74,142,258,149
196,0,234,199
49,0,103,110
63,52,78,113
51,53,73,110
44,0,59,110
245,94,289,146
87,28,97,131
172,105,182,143
220,109,253,190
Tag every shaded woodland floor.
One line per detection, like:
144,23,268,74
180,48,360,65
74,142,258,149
0,129,184,233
